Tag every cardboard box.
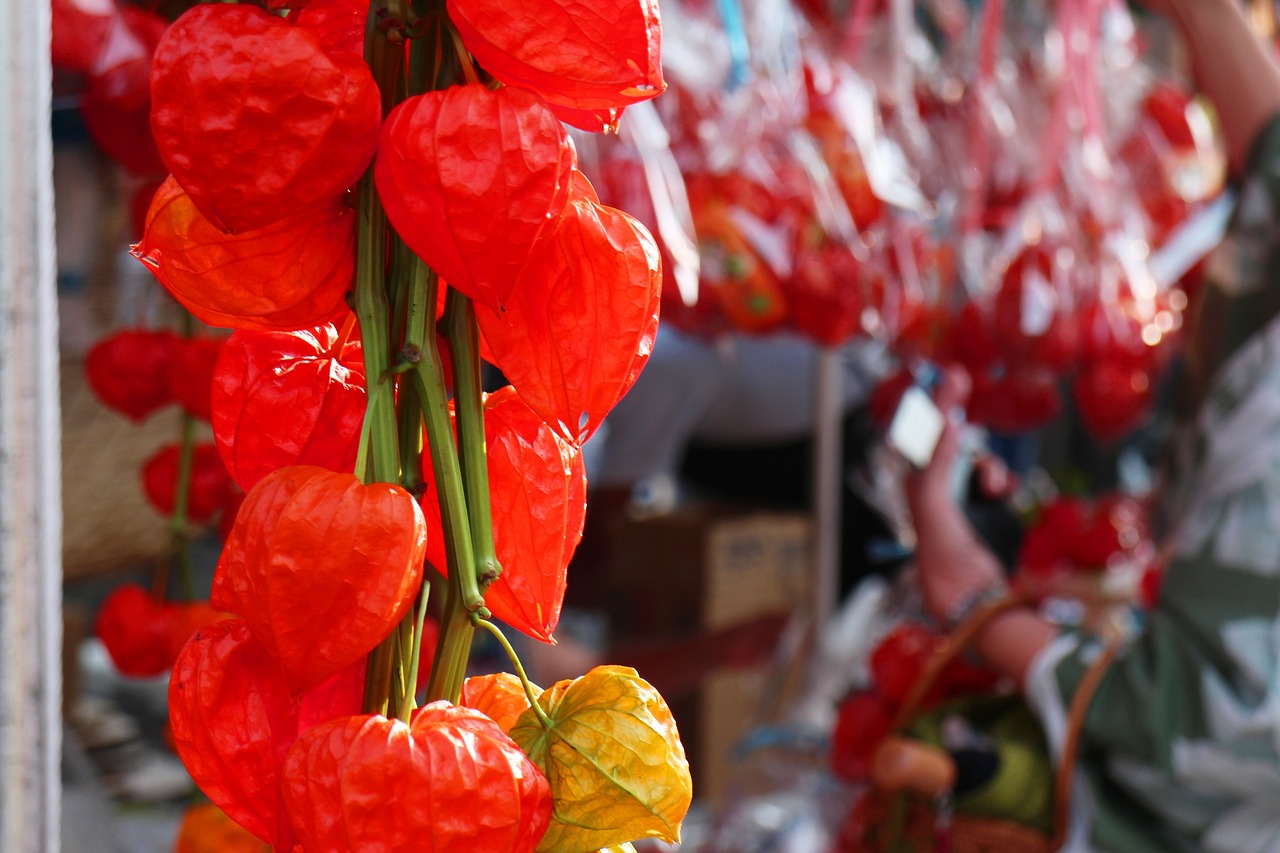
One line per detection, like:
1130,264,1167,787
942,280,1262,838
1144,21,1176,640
700,513,812,803
586,505,813,804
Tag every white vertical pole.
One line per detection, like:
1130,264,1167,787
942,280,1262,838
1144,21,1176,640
812,348,843,633
0,0,62,847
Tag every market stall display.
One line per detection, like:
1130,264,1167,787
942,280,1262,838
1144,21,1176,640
48,0,1245,849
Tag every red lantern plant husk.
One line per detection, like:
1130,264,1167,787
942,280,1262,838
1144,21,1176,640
375,83,576,313
211,465,427,693
80,7,169,177
210,322,366,492
149,2,381,232
476,174,662,443
133,177,356,332
169,619,365,850
447,0,665,122
157,0,693,848
168,335,227,422
281,703,552,852
84,328,180,422
141,442,234,524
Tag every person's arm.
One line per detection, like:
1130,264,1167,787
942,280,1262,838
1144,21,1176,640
1141,1,1280,409
1151,0,1280,174
903,369,1058,684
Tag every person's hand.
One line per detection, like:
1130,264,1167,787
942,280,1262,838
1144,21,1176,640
903,367,970,517
902,367,1005,624
902,366,1059,683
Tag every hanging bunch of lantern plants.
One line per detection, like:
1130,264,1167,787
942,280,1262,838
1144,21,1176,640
136,0,689,848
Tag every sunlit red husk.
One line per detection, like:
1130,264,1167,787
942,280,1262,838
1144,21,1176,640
169,619,363,849
210,324,366,492
290,0,366,56
375,84,575,311
447,0,664,111
282,704,551,853
210,466,426,692
477,189,662,443
133,177,354,332
150,3,381,232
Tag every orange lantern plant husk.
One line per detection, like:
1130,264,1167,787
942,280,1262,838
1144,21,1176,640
133,177,355,333
173,803,272,853
461,672,541,734
281,703,552,853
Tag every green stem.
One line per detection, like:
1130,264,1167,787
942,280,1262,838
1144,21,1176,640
352,177,400,487
473,617,553,731
442,290,501,598
358,0,409,716
397,373,424,497
389,616,413,719
362,0,478,713
429,584,475,705
404,263,483,703
398,579,431,722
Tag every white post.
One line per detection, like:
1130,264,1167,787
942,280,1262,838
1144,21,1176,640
811,348,843,633
0,0,62,848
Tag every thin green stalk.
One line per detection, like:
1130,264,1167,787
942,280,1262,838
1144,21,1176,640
403,261,485,703
398,580,431,722
442,289,501,598
389,616,414,719
473,617,553,731
358,0,409,716
397,374,424,497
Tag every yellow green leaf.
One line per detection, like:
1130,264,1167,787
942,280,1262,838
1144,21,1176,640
510,665,692,853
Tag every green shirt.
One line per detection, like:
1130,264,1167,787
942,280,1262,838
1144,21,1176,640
1027,114,1280,853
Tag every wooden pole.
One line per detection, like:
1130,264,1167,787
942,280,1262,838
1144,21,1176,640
0,0,62,847
811,348,843,633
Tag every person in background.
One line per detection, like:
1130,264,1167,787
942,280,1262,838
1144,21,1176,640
906,0,1280,849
